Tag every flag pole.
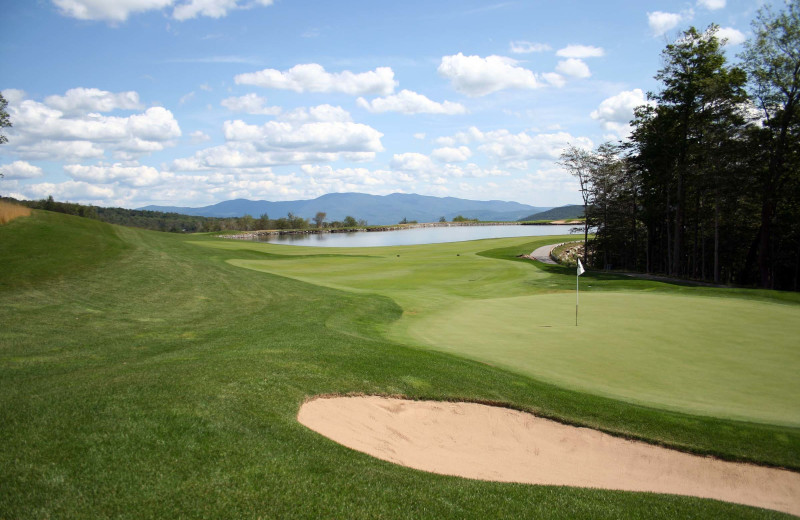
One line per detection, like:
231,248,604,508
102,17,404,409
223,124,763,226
576,258,585,326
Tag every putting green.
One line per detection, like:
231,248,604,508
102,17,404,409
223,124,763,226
201,236,800,427
398,292,800,427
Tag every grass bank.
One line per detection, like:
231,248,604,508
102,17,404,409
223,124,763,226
1,210,797,518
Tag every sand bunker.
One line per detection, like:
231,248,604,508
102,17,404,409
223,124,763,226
298,396,800,516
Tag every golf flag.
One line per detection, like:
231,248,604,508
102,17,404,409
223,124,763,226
576,259,584,326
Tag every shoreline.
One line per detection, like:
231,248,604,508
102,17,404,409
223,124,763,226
218,220,582,240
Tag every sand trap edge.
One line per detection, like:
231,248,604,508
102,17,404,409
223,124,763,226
297,395,800,516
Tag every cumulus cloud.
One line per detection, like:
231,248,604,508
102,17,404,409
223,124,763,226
52,0,275,22
431,146,472,163
173,142,377,171
477,129,593,162
556,45,605,58
173,113,383,171
555,58,591,78
698,0,725,10
24,180,116,201
390,153,435,172
356,90,467,115
44,88,143,114
438,53,540,97
509,41,551,54
2,90,181,162
277,104,352,123
648,11,691,37
0,160,44,179
235,63,397,96
190,130,211,143
590,88,653,138
717,27,746,46
222,120,381,153
542,73,566,88
64,163,172,187
221,93,281,115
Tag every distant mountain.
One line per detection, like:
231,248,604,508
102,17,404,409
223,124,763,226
519,204,584,221
140,193,551,226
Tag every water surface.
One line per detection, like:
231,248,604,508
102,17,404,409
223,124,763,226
257,224,578,247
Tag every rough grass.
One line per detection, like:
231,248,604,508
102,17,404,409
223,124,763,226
0,200,32,225
0,211,797,519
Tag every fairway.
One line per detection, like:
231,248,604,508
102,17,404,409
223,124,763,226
209,236,800,427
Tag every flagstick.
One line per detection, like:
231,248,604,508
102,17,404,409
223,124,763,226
576,267,579,326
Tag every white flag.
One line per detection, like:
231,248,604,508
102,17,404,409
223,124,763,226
577,259,585,276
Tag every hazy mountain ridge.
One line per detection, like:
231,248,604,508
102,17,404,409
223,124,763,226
140,193,552,226
519,205,584,221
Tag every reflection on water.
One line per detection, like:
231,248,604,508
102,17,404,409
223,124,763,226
256,224,579,248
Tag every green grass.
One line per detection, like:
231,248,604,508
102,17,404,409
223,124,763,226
210,236,800,427
1,211,798,518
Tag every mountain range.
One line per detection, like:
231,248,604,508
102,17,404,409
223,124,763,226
140,193,552,226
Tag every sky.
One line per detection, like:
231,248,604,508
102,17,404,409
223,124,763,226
0,0,775,209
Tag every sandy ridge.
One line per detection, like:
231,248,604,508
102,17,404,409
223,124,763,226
298,396,800,516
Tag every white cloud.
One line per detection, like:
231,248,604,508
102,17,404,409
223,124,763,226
64,163,172,187
542,73,566,88
431,146,472,163
717,27,746,46
413,133,426,140
438,53,540,97
698,0,725,10
278,104,352,123
221,93,281,115
52,0,174,22
390,153,435,172
0,160,44,179
648,11,691,37
172,0,238,20
24,180,116,201
44,88,143,114
173,143,377,170
234,63,397,96
509,41,551,54
52,0,275,22
357,90,467,115
477,129,593,162
555,58,591,78
590,88,654,138
190,130,211,143
14,140,106,162
222,120,382,153
173,113,382,171
3,91,181,162
556,45,605,58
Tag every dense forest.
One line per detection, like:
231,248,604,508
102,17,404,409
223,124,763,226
564,2,800,291
2,196,370,233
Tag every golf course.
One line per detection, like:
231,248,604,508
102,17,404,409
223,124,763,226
2,209,799,518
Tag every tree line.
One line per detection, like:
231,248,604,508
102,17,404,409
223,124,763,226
563,2,800,291
2,196,368,233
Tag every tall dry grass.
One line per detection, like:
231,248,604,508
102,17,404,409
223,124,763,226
0,200,32,225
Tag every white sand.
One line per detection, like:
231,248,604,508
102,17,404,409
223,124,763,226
298,396,800,516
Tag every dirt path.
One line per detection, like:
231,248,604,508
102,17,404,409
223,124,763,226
299,396,800,516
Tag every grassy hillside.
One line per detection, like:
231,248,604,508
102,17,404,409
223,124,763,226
1,211,796,519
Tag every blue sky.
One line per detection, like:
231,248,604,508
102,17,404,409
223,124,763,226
0,0,772,209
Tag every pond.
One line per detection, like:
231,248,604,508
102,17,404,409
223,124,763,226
255,224,580,248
